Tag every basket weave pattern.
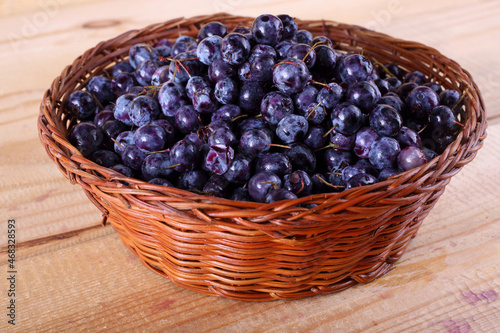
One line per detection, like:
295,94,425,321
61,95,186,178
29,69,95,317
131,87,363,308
38,13,486,301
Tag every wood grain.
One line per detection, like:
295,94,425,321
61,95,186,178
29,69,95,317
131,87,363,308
1,0,499,332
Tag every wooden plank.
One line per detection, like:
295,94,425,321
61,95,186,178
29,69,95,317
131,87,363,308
0,0,499,331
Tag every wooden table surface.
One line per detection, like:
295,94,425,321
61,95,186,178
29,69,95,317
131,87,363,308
1,0,499,332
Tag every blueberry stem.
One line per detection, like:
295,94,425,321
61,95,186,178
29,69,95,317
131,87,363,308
268,143,292,149
314,142,339,152
111,137,124,150
272,60,300,70
146,148,170,155
166,163,181,169
259,181,279,190
306,101,324,118
302,40,325,62
452,88,469,111
309,80,331,89
372,58,395,78
315,174,344,189
231,114,248,122
323,125,337,138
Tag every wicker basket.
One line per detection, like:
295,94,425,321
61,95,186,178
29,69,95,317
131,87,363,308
38,13,486,301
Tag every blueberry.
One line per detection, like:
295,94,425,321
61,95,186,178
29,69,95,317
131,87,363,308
69,122,103,157
283,170,313,197
294,85,318,114
153,38,173,57
405,86,440,121
404,71,427,85
168,52,206,84
378,167,399,181
277,14,297,40
316,82,343,109
93,110,115,128
285,143,316,174
177,170,209,191
158,81,188,117
369,104,402,137
296,30,313,44
260,91,294,125
329,131,356,151
275,40,296,59
198,22,228,41
304,125,328,150
346,81,381,111
323,148,353,173
186,76,211,100
90,149,120,168
239,128,272,157
239,81,265,113
439,89,460,108
112,72,138,97
312,45,338,79
197,36,223,65
249,55,275,82
192,90,218,114
331,102,364,135
250,44,277,61
248,171,282,202
265,188,297,203
397,146,428,171
211,104,242,122
67,90,98,120
301,102,326,125
135,60,159,86
273,58,310,95
113,130,135,155
203,174,229,197
170,140,199,172
204,144,235,175
378,94,404,113
128,43,159,69
230,187,251,201
141,152,174,181
223,154,253,184
252,14,284,46
208,59,235,83
111,60,134,77
133,124,167,152
276,114,309,144
208,127,238,147
429,105,460,135
255,152,292,177
174,105,202,134
128,95,160,127
214,77,238,104
368,137,401,170
221,33,252,66
396,126,421,148
149,178,173,187
338,54,373,85
114,94,135,126
110,164,135,178
101,119,127,149
354,127,380,158
121,144,147,170
345,173,378,190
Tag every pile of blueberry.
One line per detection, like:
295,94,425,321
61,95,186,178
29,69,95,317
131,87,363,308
67,14,463,203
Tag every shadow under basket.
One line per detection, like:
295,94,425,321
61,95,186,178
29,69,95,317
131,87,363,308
38,13,487,301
